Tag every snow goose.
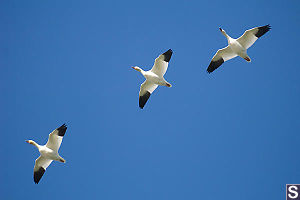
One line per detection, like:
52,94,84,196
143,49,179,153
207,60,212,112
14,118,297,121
207,25,271,73
26,124,67,184
132,49,173,109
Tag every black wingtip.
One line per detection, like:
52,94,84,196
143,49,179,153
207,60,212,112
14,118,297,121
57,124,67,136
34,167,45,184
206,58,224,74
255,24,271,38
139,91,151,109
162,49,173,62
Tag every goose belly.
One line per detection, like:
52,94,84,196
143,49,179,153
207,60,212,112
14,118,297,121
147,76,166,85
40,148,58,159
229,41,244,54
145,73,164,84
144,72,158,80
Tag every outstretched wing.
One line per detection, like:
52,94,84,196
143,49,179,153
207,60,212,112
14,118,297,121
33,156,52,184
151,49,173,77
45,124,67,151
139,80,158,109
207,46,237,73
237,24,271,49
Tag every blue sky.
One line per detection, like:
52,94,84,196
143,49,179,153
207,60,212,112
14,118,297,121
1,0,300,199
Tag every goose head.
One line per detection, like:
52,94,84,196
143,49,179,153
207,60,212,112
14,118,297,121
26,140,34,144
219,27,230,40
219,27,226,34
26,139,40,149
25,139,38,147
132,66,143,72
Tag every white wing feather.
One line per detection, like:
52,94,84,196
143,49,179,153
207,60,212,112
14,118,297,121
237,25,271,49
45,124,67,151
151,55,169,77
207,46,237,73
46,129,63,151
237,28,259,49
213,46,237,62
151,49,172,77
139,80,158,97
34,156,52,171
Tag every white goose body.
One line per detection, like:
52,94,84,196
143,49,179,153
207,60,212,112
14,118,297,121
228,38,245,55
142,71,169,86
207,25,271,73
26,124,68,184
38,145,61,161
132,49,173,109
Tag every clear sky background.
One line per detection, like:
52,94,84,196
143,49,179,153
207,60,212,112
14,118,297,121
1,0,300,199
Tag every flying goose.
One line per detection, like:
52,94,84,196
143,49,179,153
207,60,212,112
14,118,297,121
132,49,173,109
207,25,271,73
26,124,67,184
